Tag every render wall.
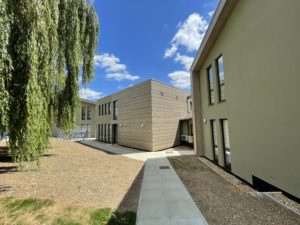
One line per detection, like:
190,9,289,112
151,81,189,151
196,0,300,198
75,101,96,138
95,96,113,141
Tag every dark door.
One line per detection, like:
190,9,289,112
112,124,118,144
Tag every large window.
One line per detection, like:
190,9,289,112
81,106,86,120
221,119,231,170
207,66,215,105
87,106,91,120
216,55,225,102
98,105,101,115
108,124,111,143
108,102,111,114
113,100,118,120
100,124,103,142
210,120,219,163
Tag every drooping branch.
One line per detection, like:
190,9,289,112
2,0,99,164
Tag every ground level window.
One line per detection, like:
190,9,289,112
210,120,218,163
221,119,231,170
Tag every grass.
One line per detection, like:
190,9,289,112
0,197,136,225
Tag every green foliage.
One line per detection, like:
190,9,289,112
89,208,112,225
0,0,12,131
0,0,99,164
53,217,82,225
0,197,136,225
3,197,54,214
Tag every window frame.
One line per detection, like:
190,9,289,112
216,55,226,102
81,106,86,120
207,65,215,105
210,119,218,163
113,100,118,120
87,106,91,120
220,119,231,170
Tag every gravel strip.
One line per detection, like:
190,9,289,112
198,157,255,193
0,138,144,211
169,155,300,225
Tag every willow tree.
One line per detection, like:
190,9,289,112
0,0,99,164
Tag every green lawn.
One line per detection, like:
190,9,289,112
0,197,136,225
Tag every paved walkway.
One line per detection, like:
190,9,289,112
137,158,208,225
79,140,194,161
79,140,207,224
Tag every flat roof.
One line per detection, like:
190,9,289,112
96,79,190,102
190,0,238,72
80,98,96,105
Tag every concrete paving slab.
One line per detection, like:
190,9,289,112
136,157,208,225
79,140,194,161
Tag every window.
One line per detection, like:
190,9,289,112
87,106,91,120
210,120,218,163
98,105,101,115
100,124,103,142
113,100,118,120
108,124,111,143
104,103,106,115
207,66,215,105
216,55,225,101
108,102,111,114
104,124,107,142
81,106,86,120
98,124,100,140
187,97,192,113
221,119,231,170
101,105,104,115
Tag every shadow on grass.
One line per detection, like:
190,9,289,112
0,185,11,193
0,166,18,174
103,165,144,225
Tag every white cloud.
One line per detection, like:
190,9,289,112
164,44,178,58
208,10,215,17
94,53,140,81
118,84,134,90
106,73,139,81
94,54,127,72
168,71,190,89
79,88,104,100
175,53,194,71
164,13,208,58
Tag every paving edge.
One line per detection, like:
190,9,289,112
261,192,300,217
197,157,255,194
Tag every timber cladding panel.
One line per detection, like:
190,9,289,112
94,79,189,152
151,81,189,151
115,80,153,151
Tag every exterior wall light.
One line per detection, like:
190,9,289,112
203,118,207,124
141,123,144,128
119,124,122,128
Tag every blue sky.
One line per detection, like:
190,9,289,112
80,0,219,100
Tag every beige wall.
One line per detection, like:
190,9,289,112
151,81,189,151
193,0,300,198
76,101,96,138
53,99,96,138
114,80,153,151
95,80,190,151
95,96,113,141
